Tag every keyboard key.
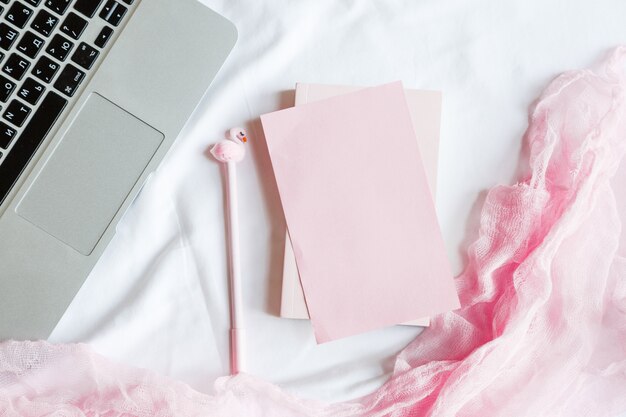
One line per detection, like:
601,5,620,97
5,2,34,28
54,63,84,96
46,34,73,61
3,99,31,127
16,31,44,59
24,0,41,6
44,0,71,15
120,0,133,4
71,42,99,69
0,121,16,148
0,74,15,102
0,52,4,64
17,77,44,105
31,9,59,37
94,26,113,48
74,0,103,18
32,55,59,83
60,12,87,40
0,0,7,4
99,0,126,27
3,53,30,81
0,92,67,205
99,0,115,18
0,23,18,50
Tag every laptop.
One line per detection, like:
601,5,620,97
0,0,237,339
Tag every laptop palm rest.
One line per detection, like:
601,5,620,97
16,92,164,256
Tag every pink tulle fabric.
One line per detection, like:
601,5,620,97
2,48,626,416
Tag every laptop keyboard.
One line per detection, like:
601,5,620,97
0,0,133,205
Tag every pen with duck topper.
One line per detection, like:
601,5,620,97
210,127,248,375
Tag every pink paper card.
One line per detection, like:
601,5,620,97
261,82,459,342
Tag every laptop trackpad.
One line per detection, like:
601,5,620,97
17,93,164,255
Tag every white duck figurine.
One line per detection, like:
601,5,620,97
210,127,248,163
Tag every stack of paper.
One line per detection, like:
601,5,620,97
261,82,459,343
280,83,443,328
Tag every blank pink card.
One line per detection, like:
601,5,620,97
261,82,459,342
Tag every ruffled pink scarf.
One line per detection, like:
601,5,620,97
2,48,626,416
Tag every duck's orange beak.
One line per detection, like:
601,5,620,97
242,136,248,143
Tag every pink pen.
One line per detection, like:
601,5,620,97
210,127,248,375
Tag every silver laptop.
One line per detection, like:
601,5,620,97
0,0,237,339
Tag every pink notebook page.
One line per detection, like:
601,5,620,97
281,83,442,327
261,82,459,342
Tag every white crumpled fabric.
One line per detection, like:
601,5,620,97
1,47,626,416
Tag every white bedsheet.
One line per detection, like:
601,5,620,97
48,0,626,404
